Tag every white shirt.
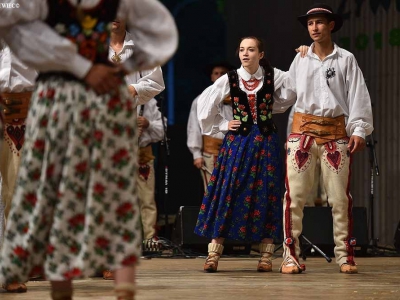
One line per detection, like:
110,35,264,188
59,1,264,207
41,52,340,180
197,66,293,136
187,95,233,160
0,42,37,92
279,43,373,139
109,31,165,107
0,0,178,79
137,99,166,148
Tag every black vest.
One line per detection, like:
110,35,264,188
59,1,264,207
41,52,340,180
228,67,277,136
45,0,120,65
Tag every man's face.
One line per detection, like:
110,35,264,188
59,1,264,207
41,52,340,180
211,66,229,82
307,15,334,43
111,19,126,34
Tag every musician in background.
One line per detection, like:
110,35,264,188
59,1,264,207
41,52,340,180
137,98,166,244
187,62,234,191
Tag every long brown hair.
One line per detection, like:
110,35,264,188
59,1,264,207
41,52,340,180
236,36,272,70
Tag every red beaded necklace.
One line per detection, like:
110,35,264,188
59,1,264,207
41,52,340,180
241,77,261,91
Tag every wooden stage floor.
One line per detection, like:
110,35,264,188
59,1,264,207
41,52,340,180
1,255,399,300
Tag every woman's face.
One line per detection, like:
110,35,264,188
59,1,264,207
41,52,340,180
238,38,264,69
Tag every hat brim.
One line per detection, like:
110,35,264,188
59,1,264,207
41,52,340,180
204,61,236,76
298,13,343,33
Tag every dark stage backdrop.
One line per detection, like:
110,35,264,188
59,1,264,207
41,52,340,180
155,0,400,247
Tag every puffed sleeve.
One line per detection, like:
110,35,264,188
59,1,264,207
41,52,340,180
273,64,297,114
1,0,178,79
118,0,178,72
187,97,203,160
126,66,165,106
345,55,373,138
197,74,230,135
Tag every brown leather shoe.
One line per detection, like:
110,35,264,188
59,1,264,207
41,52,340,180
203,253,220,272
257,257,272,272
340,263,358,274
280,256,304,274
103,270,115,280
203,243,224,273
257,243,274,272
2,282,27,293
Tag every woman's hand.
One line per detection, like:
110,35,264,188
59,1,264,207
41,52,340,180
295,45,309,57
228,120,241,131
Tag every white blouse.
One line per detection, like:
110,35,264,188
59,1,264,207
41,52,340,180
197,66,295,136
0,42,37,93
0,0,178,79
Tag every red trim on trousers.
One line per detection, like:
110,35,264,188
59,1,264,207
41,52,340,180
345,152,355,265
284,142,298,260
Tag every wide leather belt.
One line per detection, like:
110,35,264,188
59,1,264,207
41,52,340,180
0,91,32,123
138,145,155,164
203,135,223,156
291,112,347,144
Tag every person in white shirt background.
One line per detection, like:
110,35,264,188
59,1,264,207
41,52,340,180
0,1,177,300
187,62,234,192
102,19,166,281
279,3,373,275
0,40,37,293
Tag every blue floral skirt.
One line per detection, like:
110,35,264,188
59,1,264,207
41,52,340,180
194,126,282,242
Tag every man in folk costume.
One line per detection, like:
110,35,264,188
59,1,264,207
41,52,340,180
136,98,166,244
187,62,234,191
0,1,177,299
102,18,166,281
279,3,373,274
0,40,37,293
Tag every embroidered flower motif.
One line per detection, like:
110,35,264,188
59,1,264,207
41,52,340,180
81,15,98,31
95,21,105,32
54,23,67,34
69,23,80,37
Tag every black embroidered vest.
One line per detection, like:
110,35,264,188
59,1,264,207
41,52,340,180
228,67,277,136
45,0,120,65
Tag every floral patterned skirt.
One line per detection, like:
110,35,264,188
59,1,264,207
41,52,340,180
194,126,283,242
0,78,141,284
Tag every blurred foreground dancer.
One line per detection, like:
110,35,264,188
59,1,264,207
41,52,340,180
0,0,177,299
0,40,37,293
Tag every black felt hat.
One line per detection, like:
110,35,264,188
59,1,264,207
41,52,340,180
204,61,235,76
298,3,343,33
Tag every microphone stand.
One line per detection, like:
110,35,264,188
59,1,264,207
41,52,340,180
366,132,392,252
158,94,171,238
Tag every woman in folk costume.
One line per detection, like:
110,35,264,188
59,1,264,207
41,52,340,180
195,37,304,273
0,0,177,299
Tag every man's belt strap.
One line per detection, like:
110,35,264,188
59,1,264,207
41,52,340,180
0,91,32,123
203,135,223,156
138,145,155,164
291,112,347,144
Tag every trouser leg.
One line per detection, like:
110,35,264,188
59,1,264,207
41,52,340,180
282,135,318,264
137,160,157,240
320,139,355,266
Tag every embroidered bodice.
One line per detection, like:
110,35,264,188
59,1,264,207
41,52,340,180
228,67,277,136
45,0,120,64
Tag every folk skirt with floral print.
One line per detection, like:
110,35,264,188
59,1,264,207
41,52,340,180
194,126,282,242
0,78,141,284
